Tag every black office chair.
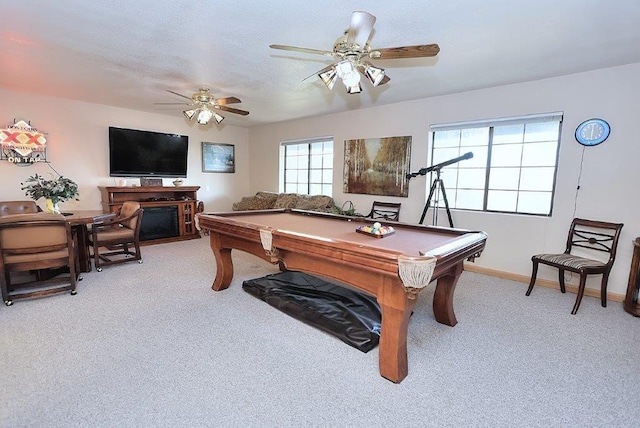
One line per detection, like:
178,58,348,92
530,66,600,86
526,218,623,314
366,201,401,221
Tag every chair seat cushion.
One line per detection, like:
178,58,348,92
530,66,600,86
534,253,605,269
5,249,69,264
92,227,134,242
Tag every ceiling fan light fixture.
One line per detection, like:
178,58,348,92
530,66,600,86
213,112,225,124
318,67,338,90
342,70,361,87
164,89,248,125
335,60,355,78
334,59,362,94
345,83,362,94
341,69,361,93
270,11,441,95
183,108,198,120
196,107,214,125
364,64,385,87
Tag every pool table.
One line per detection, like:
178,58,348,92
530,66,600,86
197,209,487,383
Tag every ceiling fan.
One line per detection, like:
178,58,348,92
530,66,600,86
269,11,440,94
154,88,249,125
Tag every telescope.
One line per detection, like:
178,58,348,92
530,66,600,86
406,152,473,179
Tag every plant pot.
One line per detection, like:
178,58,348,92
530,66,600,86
45,198,60,214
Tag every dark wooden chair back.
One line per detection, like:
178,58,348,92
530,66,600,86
366,201,401,221
565,218,623,264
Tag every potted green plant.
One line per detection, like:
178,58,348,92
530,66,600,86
21,173,79,213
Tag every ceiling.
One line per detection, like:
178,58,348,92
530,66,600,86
2,1,640,128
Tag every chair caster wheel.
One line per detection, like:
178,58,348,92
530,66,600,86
4,300,12,306
71,290,77,295
97,267,103,272
138,260,143,264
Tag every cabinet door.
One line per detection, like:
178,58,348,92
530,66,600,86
179,202,197,236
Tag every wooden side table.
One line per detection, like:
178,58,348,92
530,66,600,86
624,237,640,316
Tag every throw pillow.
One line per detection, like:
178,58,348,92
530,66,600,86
295,195,335,212
273,193,302,209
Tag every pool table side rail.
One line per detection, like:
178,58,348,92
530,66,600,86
199,212,416,269
197,210,487,283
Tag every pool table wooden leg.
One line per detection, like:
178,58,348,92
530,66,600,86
432,262,463,327
209,233,234,291
378,280,418,383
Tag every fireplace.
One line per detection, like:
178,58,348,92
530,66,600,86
139,206,179,241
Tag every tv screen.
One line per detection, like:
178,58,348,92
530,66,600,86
109,127,188,178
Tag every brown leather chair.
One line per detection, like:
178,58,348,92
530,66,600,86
0,212,77,306
0,200,41,216
89,201,143,271
366,201,401,221
526,218,624,314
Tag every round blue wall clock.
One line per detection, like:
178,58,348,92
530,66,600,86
575,118,610,146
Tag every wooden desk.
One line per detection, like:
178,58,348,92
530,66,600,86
64,210,103,273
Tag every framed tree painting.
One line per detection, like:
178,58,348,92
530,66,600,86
202,142,235,173
343,136,411,197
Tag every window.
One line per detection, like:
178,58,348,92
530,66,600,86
280,137,333,196
429,112,563,216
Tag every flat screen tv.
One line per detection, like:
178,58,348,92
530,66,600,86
109,127,188,178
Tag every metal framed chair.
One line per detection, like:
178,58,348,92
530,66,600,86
526,218,624,314
366,201,401,221
0,212,77,306
89,201,143,272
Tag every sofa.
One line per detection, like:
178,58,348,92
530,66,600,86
232,191,336,213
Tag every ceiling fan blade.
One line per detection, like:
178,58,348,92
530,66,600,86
346,11,376,48
369,44,440,60
166,90,194,101
215,96,241,105
214,105,250,116
269,44,334,57
378,75,390,85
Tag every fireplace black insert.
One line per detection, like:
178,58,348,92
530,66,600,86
139,206,179,241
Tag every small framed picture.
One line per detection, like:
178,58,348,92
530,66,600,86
202,142,235,173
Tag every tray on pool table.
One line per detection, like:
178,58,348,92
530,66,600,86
355,225,395,238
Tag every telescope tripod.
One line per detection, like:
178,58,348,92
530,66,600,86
419,168,454,227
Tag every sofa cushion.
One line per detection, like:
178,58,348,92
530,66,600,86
232,192,336,212
273,193,302,209
232,191,279,211
255,191,279,205
295,195,335,212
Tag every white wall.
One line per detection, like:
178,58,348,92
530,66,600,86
0,89,251,212
248,62,640,296
2,63,637,296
